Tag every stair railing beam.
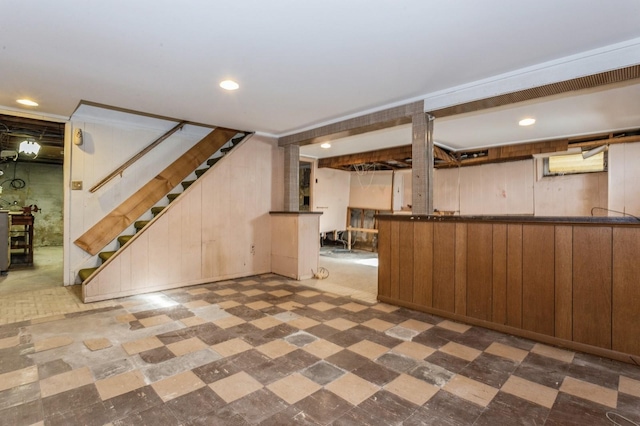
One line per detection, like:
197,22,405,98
89,121,188,193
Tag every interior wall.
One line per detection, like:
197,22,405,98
67,111,214,285
1,162,63,246
608,142,640,217
374,158,610,217
84,134,280,301
534,160,608,216
428,161,534,215
312,165,350,233
349,170,393,210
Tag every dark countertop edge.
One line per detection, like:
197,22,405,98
269,211,323,215
375,214,640,225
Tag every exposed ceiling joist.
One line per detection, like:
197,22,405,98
318,145,412,170
317,128,640,171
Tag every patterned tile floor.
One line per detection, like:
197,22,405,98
1,274,639,425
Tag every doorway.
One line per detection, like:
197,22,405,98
0,114,64,296
299,161,312,211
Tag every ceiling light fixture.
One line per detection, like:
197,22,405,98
320,143,331,149
219,80,239,91
19,141,40,158
17,99,38,107
519,118,536,126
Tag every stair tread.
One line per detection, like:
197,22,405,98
98,251,116,263
117,235,133,246
151,206,165,216
134,220,150,230
207,157,221,166
181,180,195,190
167,193,180,202
79,267,98,282
195,168,209,178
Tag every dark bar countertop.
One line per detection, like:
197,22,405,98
376,214,640,226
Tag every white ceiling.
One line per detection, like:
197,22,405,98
2,0,640,152
301,79,640,158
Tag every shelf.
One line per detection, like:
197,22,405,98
9,214,33,265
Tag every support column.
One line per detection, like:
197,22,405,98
412,112,434,215
284,144,300,212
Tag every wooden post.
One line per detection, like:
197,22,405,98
412,112,434,215
284,145,300,212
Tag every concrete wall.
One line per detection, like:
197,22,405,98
1,162,63,246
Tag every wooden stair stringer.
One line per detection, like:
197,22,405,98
74,127,239,256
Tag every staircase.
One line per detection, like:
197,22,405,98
78,132,247,283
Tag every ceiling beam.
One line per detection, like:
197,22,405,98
428,65,640,118
279,101,422,147
318,145,412,169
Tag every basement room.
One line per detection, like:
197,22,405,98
0,2,639,425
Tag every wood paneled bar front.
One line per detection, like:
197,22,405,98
377,214,640,364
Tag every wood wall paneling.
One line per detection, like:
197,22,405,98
492,224,507,324
522,225,555,335
97,256,121,296
572,227,612,349
377,220,391,298
398,222,414,303
167,202,184,284
389,221,401,300
148,215,170,287
118,248,132,293
130,233,150,290
506,224,523,328
554,226,573,340
454,223,467,315
377,216,640,362
612,228,640,355
466,223,493,320
412,222,433,306
433,222,456,312
181,191,203,282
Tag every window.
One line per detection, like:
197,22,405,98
543,152,607,176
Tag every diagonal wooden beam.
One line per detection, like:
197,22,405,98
74,127,239,255
434,145,458,164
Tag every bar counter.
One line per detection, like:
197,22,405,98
376,214,640,364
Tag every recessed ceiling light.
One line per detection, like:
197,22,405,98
17,99,38,107
519,118,536,126
320,143,331,149
219,80,239,91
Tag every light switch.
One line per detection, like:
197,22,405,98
71,181,83,190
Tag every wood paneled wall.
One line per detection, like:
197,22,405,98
82,135,278,302
378,217,640,363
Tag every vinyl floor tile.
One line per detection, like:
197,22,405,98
2,275,639,425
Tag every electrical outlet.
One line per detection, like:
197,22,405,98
71,181,83,190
